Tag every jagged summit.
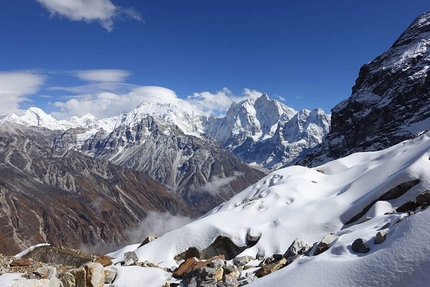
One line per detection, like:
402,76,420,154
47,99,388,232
204,94,330,169
299,11,430,166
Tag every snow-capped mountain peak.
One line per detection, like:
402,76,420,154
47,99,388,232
2,107,65,130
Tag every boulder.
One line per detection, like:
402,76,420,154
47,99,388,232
255,258,287,278
173,255,225,278
223,264,240,279
245,233,261,247
352,238,370,253
35,266,57,279
94,255,112,267
375,230,388,244
123,251,139,266
9,258,31,267
233,255,254,267
182,267,220,286
84,262,105,287
104,269,117,284
70,268,86,287
200,236,245,260
222,274,239,287
313,234,338,256
283,238,309,263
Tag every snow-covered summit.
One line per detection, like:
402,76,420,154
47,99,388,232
116,101,205,136
204,94,330,169
3,107,64,130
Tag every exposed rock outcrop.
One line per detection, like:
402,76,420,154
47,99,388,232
299,11,430,166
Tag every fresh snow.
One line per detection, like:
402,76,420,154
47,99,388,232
105,130,430,286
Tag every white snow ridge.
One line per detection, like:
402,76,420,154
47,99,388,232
105,131,430,287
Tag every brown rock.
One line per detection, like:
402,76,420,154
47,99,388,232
313,234,338,256
94,255,112,267
10,258,31,267
255,258,287,278
84,262,105,287
173,255,225,278
60,272,76,287
70,268,86,287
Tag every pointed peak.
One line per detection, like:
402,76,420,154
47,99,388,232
259,93,270,100
26,107,49,116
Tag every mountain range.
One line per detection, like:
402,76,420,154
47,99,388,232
1,8,430,287
0,89,329,254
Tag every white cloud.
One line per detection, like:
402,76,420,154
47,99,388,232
52,86,198,119
36,0,144,32
125,211,193,243
0,72,46,115
197,172,245,195
188,88,263,116
74,69,131,82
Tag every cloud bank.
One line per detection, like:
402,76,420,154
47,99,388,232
51,81,264,120
36,0,144,32
0,71,45,115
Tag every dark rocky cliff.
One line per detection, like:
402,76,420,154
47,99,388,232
299,11,430,167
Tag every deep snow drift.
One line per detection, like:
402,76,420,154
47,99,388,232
106,131,430,286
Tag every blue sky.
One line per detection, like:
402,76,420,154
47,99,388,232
0,0,429,119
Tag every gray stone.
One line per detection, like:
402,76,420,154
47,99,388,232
182,266,221,286
352,238,370,253
313,234,338,256
210,258,225,269
104,269,117,284
375,230,388,244
35,266,57,279
223,264,240,279
123,251,139,266
233,256,254,267
283,238,309,263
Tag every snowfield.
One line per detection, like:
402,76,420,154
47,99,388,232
106,131,430,286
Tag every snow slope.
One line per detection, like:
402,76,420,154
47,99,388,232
106,130,430,286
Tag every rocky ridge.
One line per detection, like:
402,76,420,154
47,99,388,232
299,11,430,166
0,122,194,255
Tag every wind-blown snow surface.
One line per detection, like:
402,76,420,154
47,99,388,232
108,131,430,286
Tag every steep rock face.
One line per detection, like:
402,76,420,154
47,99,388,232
299,11,430,166
0,123,193,255
205,95,330,169
80,116,264,214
